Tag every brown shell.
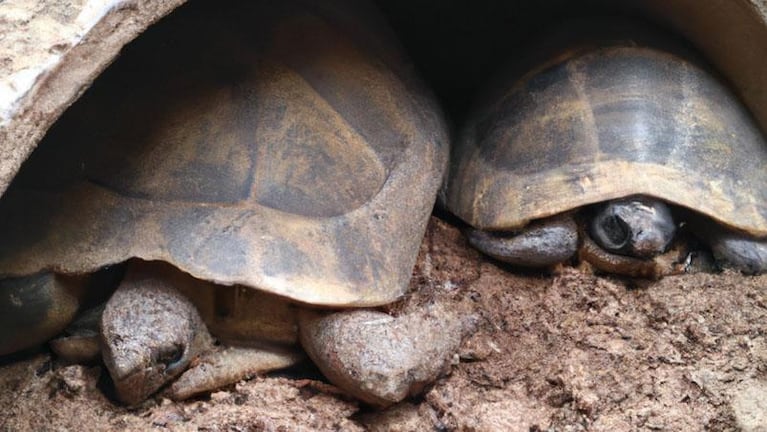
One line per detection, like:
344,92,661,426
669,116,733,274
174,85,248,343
445,27,767,237
0,0,448,307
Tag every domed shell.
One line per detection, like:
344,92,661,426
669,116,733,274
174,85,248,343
445,26,767,237
0,0,448,307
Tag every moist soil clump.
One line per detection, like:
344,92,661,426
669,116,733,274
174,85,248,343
1,217,766,431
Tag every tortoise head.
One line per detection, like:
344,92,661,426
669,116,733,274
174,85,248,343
589,197,676,259
100,262,212,405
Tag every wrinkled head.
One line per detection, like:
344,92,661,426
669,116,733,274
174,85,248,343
100,267,211,405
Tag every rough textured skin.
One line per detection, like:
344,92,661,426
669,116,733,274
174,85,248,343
0,0,448,307
467,215,578,267
92,259,461,406
168,345,304,401
298,306,464,407
100,264,213,406
444,22,767,236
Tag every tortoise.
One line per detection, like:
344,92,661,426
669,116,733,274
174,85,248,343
443,20,767,278
0,0,454,407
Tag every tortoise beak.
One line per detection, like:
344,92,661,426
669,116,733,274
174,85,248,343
109,364,168,406
101,334,195,405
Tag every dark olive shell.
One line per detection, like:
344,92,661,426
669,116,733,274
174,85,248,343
445,26,767,237
0,0,448,307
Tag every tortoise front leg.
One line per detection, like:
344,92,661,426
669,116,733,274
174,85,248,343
50,304,104,363
684,214,767,275
466,214,579,267
707,229,767,275
168,344,303,400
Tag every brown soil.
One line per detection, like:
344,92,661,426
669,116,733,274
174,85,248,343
2,217,766,431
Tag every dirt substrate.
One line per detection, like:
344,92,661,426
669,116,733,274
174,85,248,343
2,217,766,431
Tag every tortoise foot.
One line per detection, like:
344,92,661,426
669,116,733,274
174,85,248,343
298,306,462,407
467,215,578,267
50,304,104,364
168,345,303,400
709,232,767,275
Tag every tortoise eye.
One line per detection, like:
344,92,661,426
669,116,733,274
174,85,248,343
156,344,185,374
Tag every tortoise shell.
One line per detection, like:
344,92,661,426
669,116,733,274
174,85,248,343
0,0,448,307
444,22,767,237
